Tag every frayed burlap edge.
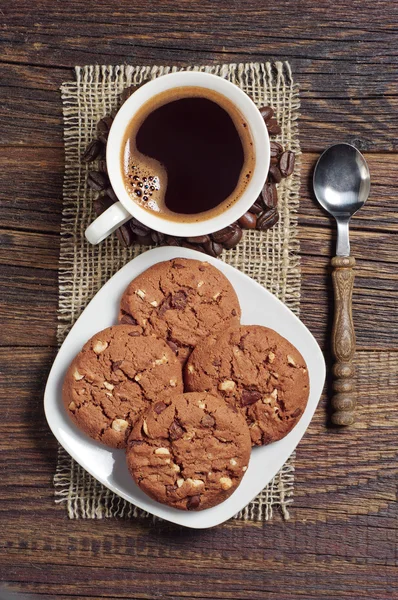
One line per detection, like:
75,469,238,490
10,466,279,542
54,62,301,522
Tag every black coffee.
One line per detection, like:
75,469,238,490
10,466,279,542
122,87,255,222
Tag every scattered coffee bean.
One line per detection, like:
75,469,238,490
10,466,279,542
186,235,210,244
202,239,223,257
266,118,282,135
259,106,274,122
164,236,181,247
221,226,242,249
97,116,114,144
279,150,295,178
212,225,238,244
87,171,109,191
270,141,284,158
268,164,282,183
238,211,257,229
262,182,278,208
97,159,108,174
135,233,153,246
106,186,118,203
116,223,135,246
130,218,150,236
93,194,114,216
257,207,279,230
151,231,165,244
270,157,279,165
82,139,104,163
181,241,205,252
249,198,264,214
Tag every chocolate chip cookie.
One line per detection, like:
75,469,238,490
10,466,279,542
126,392,251,510
184,325,309,446
63,325,183,448
119,258,241,364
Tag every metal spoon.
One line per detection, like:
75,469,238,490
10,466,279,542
313,143,370,426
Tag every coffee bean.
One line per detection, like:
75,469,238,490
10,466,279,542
181,241,205,252
257,207,279,230
202,240,223,257
130,218,150,236
151,231,165,244
259,106,274,122
266,118,282,135
268,164,282,183
87,171,109,191
270,157,279,165
97,159,108,174
241,389,262,407
270,141,284,158
135,233,153,246
164,236,181,247
116,223,135,246
279,150,295,177
262,182,278,208
211,225,238,244
238,212,257,229
186,495,201,510
97,116,114,143
82,139,103,163
250,198,264,214
106,186,118,203
222,226,242,250
93,194,114,216
186,235,210,244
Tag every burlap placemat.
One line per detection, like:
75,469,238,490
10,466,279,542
54,62,301,522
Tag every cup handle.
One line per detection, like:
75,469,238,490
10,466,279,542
85,201,131,244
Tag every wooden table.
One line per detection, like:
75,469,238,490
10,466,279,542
1,2,397,598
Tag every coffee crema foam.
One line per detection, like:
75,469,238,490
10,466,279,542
121,86,256,223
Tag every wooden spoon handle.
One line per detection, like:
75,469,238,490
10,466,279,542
331,256,356,426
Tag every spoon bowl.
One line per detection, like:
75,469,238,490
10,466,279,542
314,142,370,218
313,143,370,256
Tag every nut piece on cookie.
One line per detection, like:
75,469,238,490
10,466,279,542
93,340,108,354
218,380,236,392
112,419,129,433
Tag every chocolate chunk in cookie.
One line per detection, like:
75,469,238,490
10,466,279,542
118,258,241,364
126,392,251,510
184,325,309,446
62,325,183,448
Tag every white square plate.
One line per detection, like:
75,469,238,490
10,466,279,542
44,247,325,528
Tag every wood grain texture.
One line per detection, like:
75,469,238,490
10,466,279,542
331,256,356,426
0,1,397,598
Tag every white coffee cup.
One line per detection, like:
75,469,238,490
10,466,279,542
85,71,270,244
